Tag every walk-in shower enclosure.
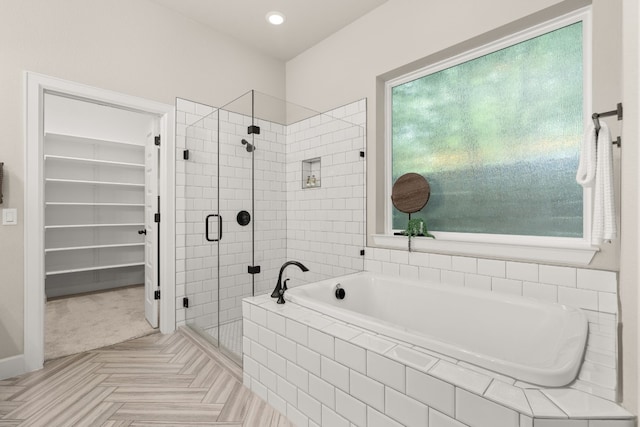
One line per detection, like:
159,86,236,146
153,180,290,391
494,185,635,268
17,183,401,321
177,91,366,361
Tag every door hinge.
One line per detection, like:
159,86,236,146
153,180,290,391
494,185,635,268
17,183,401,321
154,135,161,146
248,265,261,274
154,213,160,223
183,149,189,160
183,297,189,308
360,151,365,158
360,249,365,256
247,125,260,135
154,290,161,300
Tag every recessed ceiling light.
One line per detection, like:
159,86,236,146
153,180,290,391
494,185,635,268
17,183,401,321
266,11,286,26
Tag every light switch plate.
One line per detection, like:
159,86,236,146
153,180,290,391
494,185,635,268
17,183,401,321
2,208,17,225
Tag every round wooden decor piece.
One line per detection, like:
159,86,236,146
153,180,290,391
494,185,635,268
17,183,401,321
391,173,430,214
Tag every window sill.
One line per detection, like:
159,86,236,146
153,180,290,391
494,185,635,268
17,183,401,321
371,233,599,265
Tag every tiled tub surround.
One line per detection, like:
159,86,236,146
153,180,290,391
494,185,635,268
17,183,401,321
364,248,620,404
242,294,634,427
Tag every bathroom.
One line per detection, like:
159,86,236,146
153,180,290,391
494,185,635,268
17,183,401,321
0,0,639,426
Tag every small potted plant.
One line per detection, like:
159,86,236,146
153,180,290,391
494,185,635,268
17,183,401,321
405,218,435,252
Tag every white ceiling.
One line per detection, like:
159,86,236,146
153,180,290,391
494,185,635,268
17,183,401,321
151,0,389,61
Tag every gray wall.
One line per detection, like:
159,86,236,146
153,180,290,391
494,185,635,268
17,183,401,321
0,0,285,359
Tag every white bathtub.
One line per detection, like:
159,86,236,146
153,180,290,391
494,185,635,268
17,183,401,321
285,271,588,387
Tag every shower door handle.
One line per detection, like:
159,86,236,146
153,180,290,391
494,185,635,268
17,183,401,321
206,214,222,242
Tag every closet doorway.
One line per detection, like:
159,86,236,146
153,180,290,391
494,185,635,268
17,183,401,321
24,73,176,373
42,94,158,359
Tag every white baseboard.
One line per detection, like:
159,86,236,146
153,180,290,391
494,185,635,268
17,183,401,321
0,354,26,380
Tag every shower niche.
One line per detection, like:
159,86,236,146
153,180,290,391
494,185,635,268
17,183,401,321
177,91,366,363
302,157,321,188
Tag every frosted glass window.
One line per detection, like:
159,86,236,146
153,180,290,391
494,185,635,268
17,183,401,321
391,22,584,237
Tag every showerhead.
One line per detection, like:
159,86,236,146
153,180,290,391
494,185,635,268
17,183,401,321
241,139,255,153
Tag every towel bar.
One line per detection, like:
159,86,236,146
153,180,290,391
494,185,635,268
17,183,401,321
592,103,623,147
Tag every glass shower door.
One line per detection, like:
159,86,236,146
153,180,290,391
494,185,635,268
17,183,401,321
181,92,257,363
216,92,255,360
182,106,221,348
180,91,367,365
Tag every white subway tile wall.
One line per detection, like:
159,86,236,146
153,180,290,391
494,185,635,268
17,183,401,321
456,387,520,427
285,100,367,286
252,117,287,297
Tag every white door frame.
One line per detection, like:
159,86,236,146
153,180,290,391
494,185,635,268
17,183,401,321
24,72,176,373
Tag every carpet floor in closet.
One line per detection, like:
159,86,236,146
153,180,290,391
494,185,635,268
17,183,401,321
45,286,156,360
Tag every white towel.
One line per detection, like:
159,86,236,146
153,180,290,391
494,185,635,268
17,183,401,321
576,124,596,187
577,122,616,244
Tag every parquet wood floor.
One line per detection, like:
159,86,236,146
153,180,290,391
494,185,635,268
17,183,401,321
0,327,293,427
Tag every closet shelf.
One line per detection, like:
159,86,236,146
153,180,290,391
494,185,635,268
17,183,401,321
45,178,144,187
44,99,150,298
45,243,144,253
45,223,144,229
44,155,144,168
45,262,145,276
44,132,145,148
45,202,145,207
